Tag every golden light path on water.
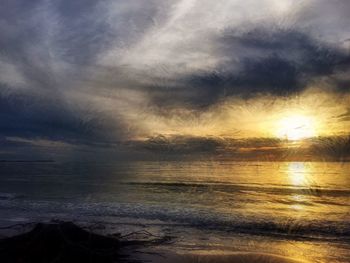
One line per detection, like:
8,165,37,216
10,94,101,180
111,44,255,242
287,162,310,186
275,162,333,263
287,162,311,211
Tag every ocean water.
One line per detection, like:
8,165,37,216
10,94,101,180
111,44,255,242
0,161,349,262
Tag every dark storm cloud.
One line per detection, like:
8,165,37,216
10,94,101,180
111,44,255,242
148,28,350,108
219,28,349,85
0,92,119,143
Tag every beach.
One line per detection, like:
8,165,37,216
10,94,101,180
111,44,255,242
135,251,310,263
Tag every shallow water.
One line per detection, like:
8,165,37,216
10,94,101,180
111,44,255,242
0,161,349,262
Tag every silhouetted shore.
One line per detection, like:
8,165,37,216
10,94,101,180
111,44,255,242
0,221,310,263
0,221,174,263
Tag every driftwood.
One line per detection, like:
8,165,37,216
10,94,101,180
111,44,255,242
0,221,172,263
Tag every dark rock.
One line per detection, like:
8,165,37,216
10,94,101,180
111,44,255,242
0,222,125,263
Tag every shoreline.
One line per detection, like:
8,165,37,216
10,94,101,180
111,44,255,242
1,219,349,263
134,250,310,263
0,221,310,263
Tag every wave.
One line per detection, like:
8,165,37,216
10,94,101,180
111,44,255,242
123,181,350,197
0,199,349,241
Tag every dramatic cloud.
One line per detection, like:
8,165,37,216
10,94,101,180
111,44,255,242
0,0,349,158
128,134,350,161
147,25,350,108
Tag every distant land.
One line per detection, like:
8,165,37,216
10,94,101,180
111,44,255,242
0,160,55,163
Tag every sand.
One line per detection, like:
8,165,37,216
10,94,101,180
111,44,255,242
137,250,309,263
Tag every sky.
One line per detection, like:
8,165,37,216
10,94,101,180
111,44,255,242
0,0,350,160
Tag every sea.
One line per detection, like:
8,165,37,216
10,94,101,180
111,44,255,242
0,160,349,262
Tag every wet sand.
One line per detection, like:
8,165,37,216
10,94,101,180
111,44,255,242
136,250,309,263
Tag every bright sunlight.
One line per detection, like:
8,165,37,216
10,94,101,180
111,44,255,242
276,115,316,140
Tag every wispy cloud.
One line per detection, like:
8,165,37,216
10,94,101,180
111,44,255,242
0,0,349,159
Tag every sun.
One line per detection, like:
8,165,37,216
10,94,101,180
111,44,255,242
276,114,316,140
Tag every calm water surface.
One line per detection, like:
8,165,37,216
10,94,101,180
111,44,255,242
0,161,349,262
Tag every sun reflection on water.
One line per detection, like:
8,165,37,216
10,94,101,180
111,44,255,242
286,162,313,211
287,162,310,187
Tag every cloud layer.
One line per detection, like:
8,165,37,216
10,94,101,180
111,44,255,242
0,0,349,158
